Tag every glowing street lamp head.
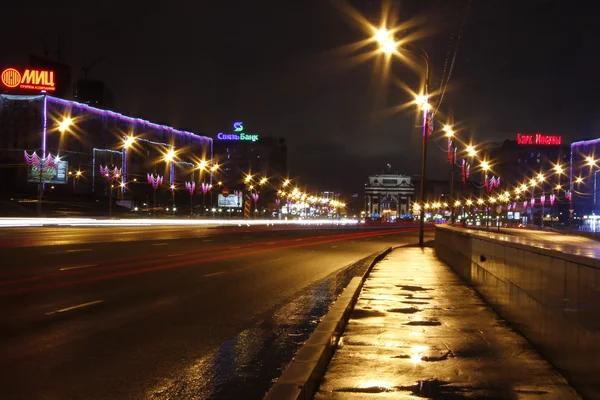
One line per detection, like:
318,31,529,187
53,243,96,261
260,177,268,185
381,39,396,54
164,149,175,162
465,145,477,157
211,164,219,172
477,198,484,205
58,117,73,133
198,160,208,170
587,156,596,166
443,125,454,137
481,161,490,171
520,184,527,191
415,94,427,106
466,199,473,206
123,135,135,149
554,164,563,174
537,173,545,182
244,175,252,183
170,184,175,190
76,170,82,176
576,177,584,184
374,27,390,45
555,184,561,190
120,182,126,188
282,179,290,187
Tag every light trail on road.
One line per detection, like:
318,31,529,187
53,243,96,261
0,217,359,228
0,227,427,296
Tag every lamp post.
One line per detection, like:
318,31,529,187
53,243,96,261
100,166,121,217
416,64,430,247
372,28,430,246
443,119,456,225
170,184,176,216
481,161,490,230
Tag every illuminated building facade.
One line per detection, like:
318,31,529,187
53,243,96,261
570,138,600,217
213,122,287,191
365,168,414,220
0,94,212,206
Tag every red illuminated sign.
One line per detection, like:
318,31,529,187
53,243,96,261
1,67,56,92
517,133,562,146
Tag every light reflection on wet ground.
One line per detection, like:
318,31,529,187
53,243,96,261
149,257,367,399
316,247,581,399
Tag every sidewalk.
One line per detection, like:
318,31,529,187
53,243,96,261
315,247,580,399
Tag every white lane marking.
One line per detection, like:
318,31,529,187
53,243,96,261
203,239,214,242
331,245,339,248
167,253,185,257
203,271,225,277
45,300,104,315
152,242,168,246
266,242,276,245
60,264,98,271
272,258,282,262
115,231,137,235
66,248,93,253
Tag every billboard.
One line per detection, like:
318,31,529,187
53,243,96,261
1,67,56,92
217,192,243,208
27,160,68,184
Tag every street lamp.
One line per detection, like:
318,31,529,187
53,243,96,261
123,135,135,149
443,120,456,225
58,117,73,133
372,28,430,246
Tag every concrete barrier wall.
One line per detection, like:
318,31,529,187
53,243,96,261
435,226,600,400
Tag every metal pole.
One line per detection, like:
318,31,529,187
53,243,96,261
109,184,113,217
37,166,43,215
418,57,429,248
451,136,455,225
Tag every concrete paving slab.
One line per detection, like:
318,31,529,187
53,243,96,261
316,247,581,399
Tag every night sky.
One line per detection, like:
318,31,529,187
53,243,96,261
2,0,599,195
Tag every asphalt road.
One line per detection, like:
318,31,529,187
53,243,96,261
0,225,432,399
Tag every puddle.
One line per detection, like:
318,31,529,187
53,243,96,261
397,285,432,291
352,309,386,319
403,320,441,326
388,307,420,314
422,350,453,362
405,294,434,300
337,386,394,393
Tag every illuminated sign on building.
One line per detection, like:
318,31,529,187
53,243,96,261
1,67,56,92
517,133,562,145
217,121,259,142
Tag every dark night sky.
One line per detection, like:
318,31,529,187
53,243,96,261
2,0,600,195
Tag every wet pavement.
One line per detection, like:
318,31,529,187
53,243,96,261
459,227,600,260
316,247,581,399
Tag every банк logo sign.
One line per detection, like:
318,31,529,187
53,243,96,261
1,67,56,91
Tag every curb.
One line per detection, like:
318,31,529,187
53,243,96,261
264,246,393,400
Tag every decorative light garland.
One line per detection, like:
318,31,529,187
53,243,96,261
147,173,163,190
185,181,196,195
200,182,211,194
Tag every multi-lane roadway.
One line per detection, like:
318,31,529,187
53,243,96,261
0,224,432,399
